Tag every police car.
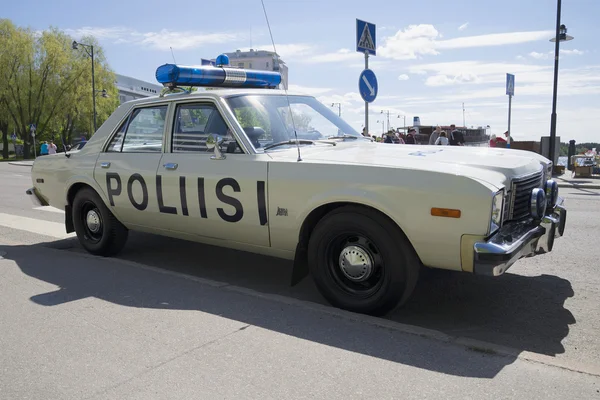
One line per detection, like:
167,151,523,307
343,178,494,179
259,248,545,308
26,55,567,316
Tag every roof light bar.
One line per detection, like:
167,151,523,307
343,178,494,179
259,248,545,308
155,64,282,89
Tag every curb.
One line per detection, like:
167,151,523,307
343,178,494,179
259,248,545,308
11,244,600,378
8,161,34,167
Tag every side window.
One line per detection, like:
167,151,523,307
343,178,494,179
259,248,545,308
106,105,168,153
172,103,242,154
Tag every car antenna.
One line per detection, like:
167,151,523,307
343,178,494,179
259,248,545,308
170,46,177,64
260,0,302,162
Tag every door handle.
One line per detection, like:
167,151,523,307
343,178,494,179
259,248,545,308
163,163,178,170
100,162,111,168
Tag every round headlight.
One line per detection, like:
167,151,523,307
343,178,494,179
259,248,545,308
544,179,559,208
530,188,547,219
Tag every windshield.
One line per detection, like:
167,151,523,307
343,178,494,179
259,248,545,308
225,94,363,150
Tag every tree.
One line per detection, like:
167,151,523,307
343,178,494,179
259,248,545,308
0,19,118,158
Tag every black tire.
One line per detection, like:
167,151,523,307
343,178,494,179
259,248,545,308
308,205,420,316
72,187,129,256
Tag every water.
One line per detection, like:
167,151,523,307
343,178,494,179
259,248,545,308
558,156,568,167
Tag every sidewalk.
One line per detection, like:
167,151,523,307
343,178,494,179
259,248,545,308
554,173,600,190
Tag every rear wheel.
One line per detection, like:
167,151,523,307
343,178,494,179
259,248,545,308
72,187,128,256
308,206,420,316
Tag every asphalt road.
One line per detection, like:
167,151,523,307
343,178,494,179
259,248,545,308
1,162,599,398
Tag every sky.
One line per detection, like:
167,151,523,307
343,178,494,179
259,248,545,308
4,0,599,143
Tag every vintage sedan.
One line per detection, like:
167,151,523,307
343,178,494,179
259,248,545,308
26,64,566,316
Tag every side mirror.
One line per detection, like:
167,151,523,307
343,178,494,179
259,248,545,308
206,134,226,160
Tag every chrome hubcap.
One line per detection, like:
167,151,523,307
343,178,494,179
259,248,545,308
338,245,373,282
86,210,101,233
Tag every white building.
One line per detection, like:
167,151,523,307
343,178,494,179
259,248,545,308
212,49,289,90
115,74,163,104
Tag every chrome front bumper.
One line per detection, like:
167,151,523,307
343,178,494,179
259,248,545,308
26,187,49,207
473,197,567,276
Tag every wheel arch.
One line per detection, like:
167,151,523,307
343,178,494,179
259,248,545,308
64,176,116,234
291,201,421,286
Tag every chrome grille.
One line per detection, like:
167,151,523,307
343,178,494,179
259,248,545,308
509,170,544,220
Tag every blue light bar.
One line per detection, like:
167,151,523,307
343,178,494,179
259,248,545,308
155,64,282,89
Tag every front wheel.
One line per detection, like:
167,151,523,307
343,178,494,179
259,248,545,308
308,206,420,316
72,187,129,256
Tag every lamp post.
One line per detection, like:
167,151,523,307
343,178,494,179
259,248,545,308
331,102,341,117
548,0,574,169
380,110,390,132
376,120,385,134
72,40,97,132
397,114,406,132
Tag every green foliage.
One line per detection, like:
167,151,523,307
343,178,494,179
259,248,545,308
559,142,600,156
0,19,119,157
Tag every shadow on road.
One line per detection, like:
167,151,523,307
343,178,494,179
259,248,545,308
0,234,576,378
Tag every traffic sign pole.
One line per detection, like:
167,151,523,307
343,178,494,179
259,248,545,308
507,94,512,148
364,51,369,135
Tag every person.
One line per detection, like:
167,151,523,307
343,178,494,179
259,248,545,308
448,124,465,146
384,131,394,143
405,128,417,144
361,127,370,138
434,131,449,145
40,141,48,155
489,134,507,148
429,126,442,145
48,140,57,155
503,131,511,148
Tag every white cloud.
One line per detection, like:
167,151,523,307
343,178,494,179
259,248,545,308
287,84,332,95
527,49,586,60
378,24,553,60
425,72,481,86
302,48,361,64
398,74,410,81
235,44,315,59
65,26,240,50
458,22,469,31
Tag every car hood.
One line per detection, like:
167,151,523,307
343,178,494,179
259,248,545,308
267,142,546,188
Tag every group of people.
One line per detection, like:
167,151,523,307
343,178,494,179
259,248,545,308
427,125,465,146
362,125,466,146
39,140,57,155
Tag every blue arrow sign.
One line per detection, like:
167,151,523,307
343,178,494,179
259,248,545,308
356,19,376,55
359,69,378,103
506,73,515,96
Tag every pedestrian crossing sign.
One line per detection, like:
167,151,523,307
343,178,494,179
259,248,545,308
356,19,376,55
506,73,515,96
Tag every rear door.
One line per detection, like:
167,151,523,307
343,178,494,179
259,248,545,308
94,103,170,229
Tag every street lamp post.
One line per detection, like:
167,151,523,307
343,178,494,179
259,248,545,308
397,115,406,132
376,120,385,134
72,40,97,132
380,110,390,131
548,0,574,169
331,102,341,117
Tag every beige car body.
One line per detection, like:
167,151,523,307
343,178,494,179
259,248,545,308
29,89,555,275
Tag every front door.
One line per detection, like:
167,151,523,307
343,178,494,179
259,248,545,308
157,101,270,247
94,104,169,229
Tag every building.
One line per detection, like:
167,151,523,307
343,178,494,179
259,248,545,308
115,74,163,104
211,49,289,90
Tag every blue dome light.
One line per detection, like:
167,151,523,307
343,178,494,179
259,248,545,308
155,63,281,89
215,54,229,66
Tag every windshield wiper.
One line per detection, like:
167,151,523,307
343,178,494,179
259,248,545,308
326,134,360,140
263,139,314,150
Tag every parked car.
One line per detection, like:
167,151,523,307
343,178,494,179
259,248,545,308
26,62,567,316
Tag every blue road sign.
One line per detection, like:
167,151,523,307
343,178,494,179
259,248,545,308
356,19,376,55
359,69,378,103
506,73,515,96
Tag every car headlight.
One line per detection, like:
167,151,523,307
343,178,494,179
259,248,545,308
544,179,559,208
489,189,504,235
530,188,547,219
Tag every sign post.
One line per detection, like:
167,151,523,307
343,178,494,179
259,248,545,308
30,124,37,157
506,73,515,148
356,19,377,135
